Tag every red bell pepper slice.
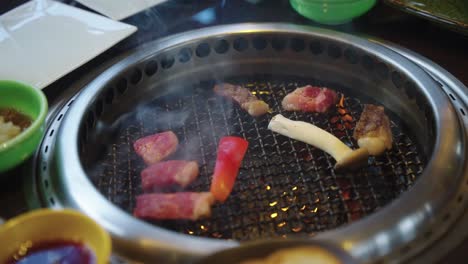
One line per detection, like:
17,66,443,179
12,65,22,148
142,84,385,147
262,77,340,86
210,136,249,202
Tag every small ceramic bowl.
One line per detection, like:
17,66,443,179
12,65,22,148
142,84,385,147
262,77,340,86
0,80,48,172
290,0,377,25
198,238,356,264
0,209,111,264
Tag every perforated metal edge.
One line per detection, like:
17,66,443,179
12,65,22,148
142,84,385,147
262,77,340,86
26,24,468,263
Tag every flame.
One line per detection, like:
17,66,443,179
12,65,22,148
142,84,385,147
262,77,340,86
339,94,345,108
277,221,287,227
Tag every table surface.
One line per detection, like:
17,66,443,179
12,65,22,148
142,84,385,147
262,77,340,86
1,0,467,262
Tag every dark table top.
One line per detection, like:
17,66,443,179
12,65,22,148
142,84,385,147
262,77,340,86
1,0,467,262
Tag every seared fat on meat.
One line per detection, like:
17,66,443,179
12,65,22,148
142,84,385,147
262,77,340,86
133,192,215,220
281,85,338,113
214,83,270,116
133,131,178,165
353,104,393,156
141,160,199,191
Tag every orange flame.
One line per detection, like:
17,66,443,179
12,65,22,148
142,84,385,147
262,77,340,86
338,94,345,108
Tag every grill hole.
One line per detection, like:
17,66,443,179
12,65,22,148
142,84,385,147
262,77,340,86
271,38,287,51
105,88,115,104
460,108,466,116
161,55,175,69
87,111,95,128
375,63,389,80
362,55,375,71
290,38,305,52
49,197,55,205
344,49,359,64
178,47,192,63
81,126,88,143
449,94,456,101
252,37,267,50
391,71,404,89
116,78,128,94
44,145,49,153
67,100,74,107
95,99,103,117
404,81,417,100
424,230,432,239
416,96,426,112
130,68,142,85
49,129,55,137
233,37,249,52
196,43,211,57
327,44,342,59
57,114,63,121
144,60,158,76
400,245,411,255
44,179,49,188
309,41,323,55
43,165,46,171
214,39,229,54
443,213,451,221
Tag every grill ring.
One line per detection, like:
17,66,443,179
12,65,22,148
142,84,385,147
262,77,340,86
34,24,467,263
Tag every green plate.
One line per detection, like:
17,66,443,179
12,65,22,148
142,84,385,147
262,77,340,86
384,0,468,36
0,80,48,173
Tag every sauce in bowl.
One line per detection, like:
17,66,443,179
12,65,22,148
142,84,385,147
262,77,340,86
0,108,32,144
8,240,96,264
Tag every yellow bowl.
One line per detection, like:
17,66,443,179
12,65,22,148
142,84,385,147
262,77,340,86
0,209,111,264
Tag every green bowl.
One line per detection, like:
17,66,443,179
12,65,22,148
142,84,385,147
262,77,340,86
290,0,377,25
0,80,48,173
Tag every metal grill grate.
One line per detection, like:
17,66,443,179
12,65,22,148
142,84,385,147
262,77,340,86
84,77,424,241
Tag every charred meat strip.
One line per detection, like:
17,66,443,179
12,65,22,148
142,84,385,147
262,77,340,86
214,83,270,116
282,85,338,113
353,104,393,156
133,192,215,220
133,131,178,165
141,160,199,191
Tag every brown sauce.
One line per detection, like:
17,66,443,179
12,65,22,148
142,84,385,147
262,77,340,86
0,108,32,130
8,240,96,264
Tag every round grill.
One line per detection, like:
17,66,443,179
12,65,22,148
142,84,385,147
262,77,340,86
84,77,424,240
30,24,467,263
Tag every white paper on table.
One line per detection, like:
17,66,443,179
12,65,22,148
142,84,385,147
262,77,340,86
75,0,170,21
0,0,137,89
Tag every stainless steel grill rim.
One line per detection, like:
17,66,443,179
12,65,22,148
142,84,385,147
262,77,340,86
39,23,466,263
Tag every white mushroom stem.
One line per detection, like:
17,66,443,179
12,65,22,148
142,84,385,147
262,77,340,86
268,114,368,170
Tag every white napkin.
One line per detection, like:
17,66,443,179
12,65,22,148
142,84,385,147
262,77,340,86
75,0,170,21
0,0,137,89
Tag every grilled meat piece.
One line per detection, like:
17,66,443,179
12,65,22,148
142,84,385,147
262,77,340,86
353,104,393,156
133,131,178,165
133,192,215,220
141,160,199,191
214,83,270,116
282,85,338,112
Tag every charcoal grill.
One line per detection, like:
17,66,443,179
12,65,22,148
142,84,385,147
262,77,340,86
26,24,467,263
